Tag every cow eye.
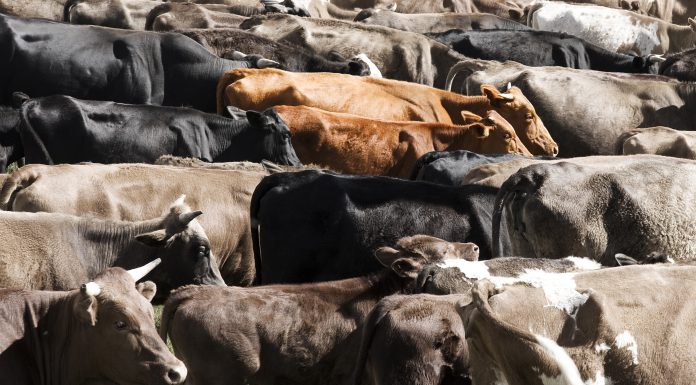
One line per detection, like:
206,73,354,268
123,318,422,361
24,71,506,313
504,133,512,140
525,113,533,120
115,320,128,331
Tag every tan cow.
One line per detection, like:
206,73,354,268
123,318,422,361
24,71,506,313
216,68,558,156
615,126,696,159
0,163,267,286
467,265,696,385
274,105,531,178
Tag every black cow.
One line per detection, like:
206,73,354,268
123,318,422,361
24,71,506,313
410,150,554,185
0,13,278,112
0,105,22,172
17,94,302,166
429,29,662,73
250,170,512,284
659,47,696,80
179,28,371,76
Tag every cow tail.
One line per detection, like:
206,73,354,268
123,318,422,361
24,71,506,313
350,300,395,385
158,286,195,343
472,280,586,385
18,101,53,166
613,129,641,155
144,3,172,31
249,175,280,285
0,164,39,210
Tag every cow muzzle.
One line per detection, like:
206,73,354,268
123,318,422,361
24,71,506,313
165,363,187,385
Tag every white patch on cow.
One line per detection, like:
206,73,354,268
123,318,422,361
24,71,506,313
594,343,610,353
667,257,675,264
83,282,101,296
614,330,639,365
585,371,614,385
353,53,382,78
565,257,602,271
535,335,584,385
174,194,186,206
515,270,589,315
531,2,661,55
437,259,490,280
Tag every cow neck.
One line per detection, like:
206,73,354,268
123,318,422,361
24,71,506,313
437,92,490,124
75,217,165,279
667,24,696,52
203,115,247,159
430,124,476,151
20,291,95,385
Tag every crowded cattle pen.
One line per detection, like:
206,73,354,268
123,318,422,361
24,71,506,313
1,0,696,384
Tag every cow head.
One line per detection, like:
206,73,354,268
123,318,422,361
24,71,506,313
659,48,696,81
245,108,303,166
481,84,558,157
71,264,186,385
458,110,532,156
133,196,225,294
375,235,479,281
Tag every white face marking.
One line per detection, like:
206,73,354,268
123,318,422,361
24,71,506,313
531,2,661,55
614,330,639,365
352,53,383,78
594,343,611,353
437,259,490,280
534,335,584,385
83,282,101,296
565,256,602,271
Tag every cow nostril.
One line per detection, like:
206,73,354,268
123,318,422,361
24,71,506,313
167,364,187,384
473,246,479,252
552,146,559,156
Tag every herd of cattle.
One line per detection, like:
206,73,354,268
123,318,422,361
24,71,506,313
2,0,696,384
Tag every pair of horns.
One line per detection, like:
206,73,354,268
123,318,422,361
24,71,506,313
81,258,162,295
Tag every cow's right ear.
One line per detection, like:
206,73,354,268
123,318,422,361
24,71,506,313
472,123,491,139
508,8,523,21
390,258,421,279
136,230,169,247
74,283,100,326
136,281,157,302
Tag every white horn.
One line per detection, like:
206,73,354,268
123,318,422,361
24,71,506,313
506,82,512,91
81,282,102,296
499,93,515,101
127,258,162,282
257,58,281,68
231,50,247,60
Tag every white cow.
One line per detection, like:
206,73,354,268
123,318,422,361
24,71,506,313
527,1,696,55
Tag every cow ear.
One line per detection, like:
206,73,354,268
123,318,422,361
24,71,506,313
327,50,346,62
375,246,401,267
74,286,99,327
391,257,421,278
481,85,514,105
508,8,523,21
461,110,482,123
472,123,491,139
246,110,263,127
226,105,248,120
614,253,638,266
689,18,696,32
136,281,157,302
136,229,169,247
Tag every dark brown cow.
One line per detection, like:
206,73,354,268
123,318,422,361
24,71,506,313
352,294,470,385
0,194,224,295
160,235,478,385
0,163,256,286
0,263,187,385
274,105,531,177
217,68,558,156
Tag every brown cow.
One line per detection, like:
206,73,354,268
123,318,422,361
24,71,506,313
0,262,188,385
216,68,558,156
466,265,696,385
160,235,479,385
0,163,263,286
274,105,531,177
0,194,224,295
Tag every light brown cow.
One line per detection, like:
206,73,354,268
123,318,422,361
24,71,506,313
615,126,696,159
466,265,696,385
0,163,266,286
274,105,531,177
0,263,188,385
216,68,558,156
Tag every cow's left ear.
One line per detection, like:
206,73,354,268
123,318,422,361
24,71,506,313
136,230,169,247
390,257,422,279
375,246,401,267
508,8,523,21
136,281,157,302
472,123,491,139
481,85,514,106
689,18,696,32
246,110,264,127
